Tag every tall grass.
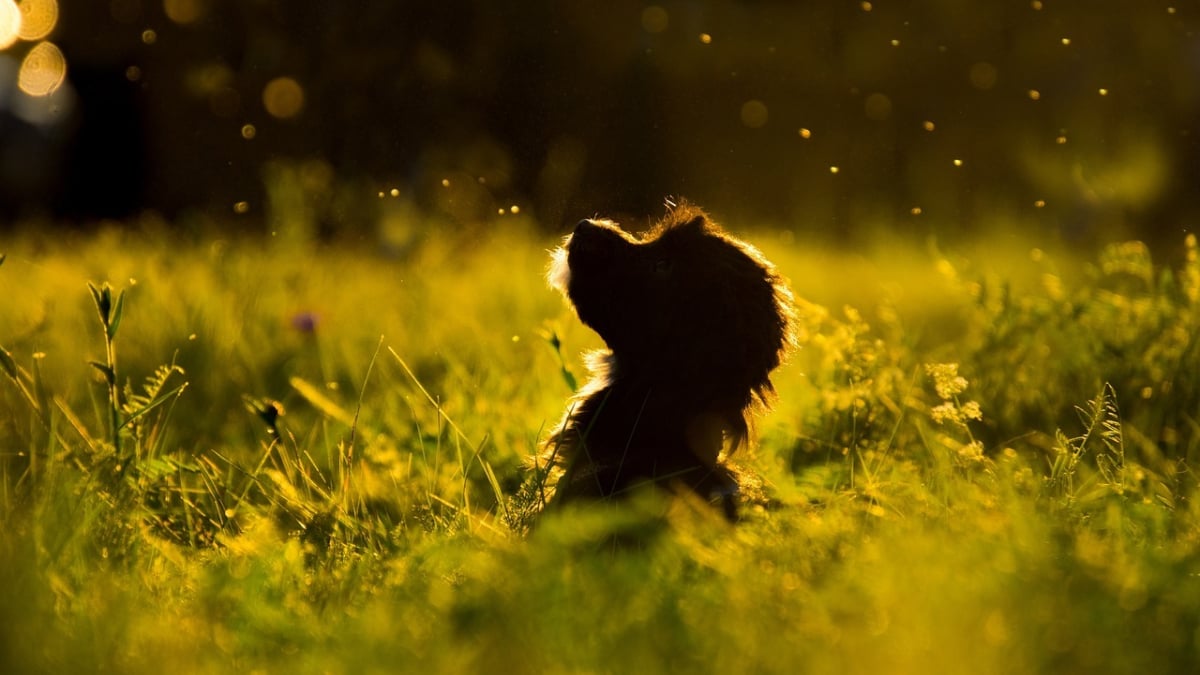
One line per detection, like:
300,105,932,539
1,222,1198,673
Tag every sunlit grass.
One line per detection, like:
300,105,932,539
1,221,1198,673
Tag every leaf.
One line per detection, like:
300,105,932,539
89,361,115,385
88,282,110,325
107,289,126,339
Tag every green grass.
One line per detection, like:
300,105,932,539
2,219,1199,674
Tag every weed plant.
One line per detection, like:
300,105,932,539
1,222,1198,673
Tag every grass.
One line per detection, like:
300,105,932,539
1,216,1199,674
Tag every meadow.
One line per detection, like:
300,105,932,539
2,216,1199,674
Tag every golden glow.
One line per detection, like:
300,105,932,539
141,29,157,44
0,1,21,50
510,204,520,214
1031,1,1043,9
125,65,141,81
17,0,56,41
233,201,249,214
890,39,900,47
163,0,205,24
1027,89,1041,100
262,76,304,119
1034,199,1046,208
798,128,811,139
1060,37,1071,46
968,62,997,90
699,33,711,44
18,40,66,96
1098,88,1108,96
1055,135,1067,144
860,1,873,11
953,159,964,167
829,166,839,174
911,207,923,215
641,6,668,34
923,120,936,131
240,123,256,139
740,99,768,128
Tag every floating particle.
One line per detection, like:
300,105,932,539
498,208,505,215
829,166,839,174
1031,1,1043,9
890,39,900,47
860,1,872,11
233,201,249,214
510,204,520,214
1098,88,1108,96
911,207,922,215
377,191,385,198
953,159,964,167
1028,89,1041,100
1056,135,1067,144
1061,37,1071,45
798,128,812,139
699,33,712,44
141,29,156,44
441,178,450,187
241,123,256,139
125,65,141,81
923,120,936,132
390,188,400,197
1034,200,1046,208
1167,7,1176,14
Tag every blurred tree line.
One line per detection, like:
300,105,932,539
2,0,1197,242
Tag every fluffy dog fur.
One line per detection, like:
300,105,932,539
544,203,793,520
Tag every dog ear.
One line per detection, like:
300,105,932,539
679,214,708,232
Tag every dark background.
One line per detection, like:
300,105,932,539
2,1,1198,242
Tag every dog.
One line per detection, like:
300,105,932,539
543,202,793,520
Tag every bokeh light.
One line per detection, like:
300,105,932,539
262,76,304,119
969,62,998,90
163,0,205,25
0,0,21,50
641,6,668,33
18,40,66,96
864,92,892,120
17,0,57,41
740,99,768,128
